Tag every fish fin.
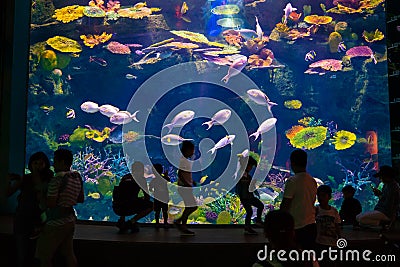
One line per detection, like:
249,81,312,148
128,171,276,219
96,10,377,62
163,123,174,133
208,147,216,154
202,121,213,130
131,110,140,122
221,74,229,84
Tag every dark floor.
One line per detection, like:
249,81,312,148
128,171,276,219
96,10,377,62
1,215,399,267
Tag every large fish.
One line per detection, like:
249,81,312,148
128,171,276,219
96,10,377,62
221,55,247,83
110,111,139,125
163,110,195,133
161,134,193,146
202,109,232,130
249,118,277,140
81,101,99,113
208,135,235,154
247,89,278,113
99,104,120,117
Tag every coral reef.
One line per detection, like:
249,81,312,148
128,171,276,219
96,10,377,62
328,32,343,53
46,36,82,53
332,130,357,150
104,41,131,54
304,15,333,25
289,126,328,150
80,32,112,48
31,0,55,24
362,29,384,43
53,5,85,23
284,99,302,109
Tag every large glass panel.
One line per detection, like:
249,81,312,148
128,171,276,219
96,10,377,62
27,0,389,223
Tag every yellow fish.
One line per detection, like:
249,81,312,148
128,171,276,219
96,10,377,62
199,175,208,184
134,2,147,9
40,105,54,115
181,2,188,14
88,192,101,199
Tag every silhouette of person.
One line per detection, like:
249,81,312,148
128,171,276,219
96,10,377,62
280,149,317,250
149,163,170,229
236,156,264,235
114,161,153,233
174,140,198,236
7,151,53,267
35,149,84,267
339,185,362,227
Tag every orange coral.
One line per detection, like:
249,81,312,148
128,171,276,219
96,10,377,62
286,125,305,139
80,32,112,48
304,15,333,25
224,34,243,47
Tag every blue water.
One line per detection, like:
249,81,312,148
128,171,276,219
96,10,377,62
26,0,390,223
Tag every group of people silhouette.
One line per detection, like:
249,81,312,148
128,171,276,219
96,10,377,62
6,143,400,267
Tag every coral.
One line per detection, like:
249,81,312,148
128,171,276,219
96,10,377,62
164,42,200,49
346,46,376,63
28,128,67,151
274,22,290,33
170,30,210,45
122,131,140,143
284,99,302,109
336,160,374,191
224,34,244,47
85,127,113,142
31,0,55,24
264,171,289,193
244,38,267,54
304,15,333,25
104,41,131,54
334,21,350,35
289,126,328,150
286,125,305,139
328,32,343,53
305,59,343,74
117,7,152,19
80,32,112,48
69,127,90,148
55,53,71,69
332,130,357,150
46,36,82,53
362,29,384,43
211,4,240,15
53,5,85,23
286,28,311,40
39,50,57,71
216,211,232,224
83,6,106,17
298,116,322,126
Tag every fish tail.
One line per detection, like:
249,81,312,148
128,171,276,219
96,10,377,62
131,110,140,122
208,147,216,154
249,132,259,141
221,74,229,84
202,121,213,130
163,123,174,133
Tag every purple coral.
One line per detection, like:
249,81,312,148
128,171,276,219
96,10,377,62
205,211,218,221
346,46,376,63
58,134,70,142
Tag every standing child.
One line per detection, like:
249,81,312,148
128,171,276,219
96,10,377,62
149,163,170,229
236,156,264,235
316,185,341,267
339,185,362,227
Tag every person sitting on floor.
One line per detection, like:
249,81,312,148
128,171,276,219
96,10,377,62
339,185,362,227
356,165,400,227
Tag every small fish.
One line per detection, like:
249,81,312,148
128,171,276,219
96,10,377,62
305,50,316,61
181,2,188,14
135,50,145,55
161,134,193,146
202,109,231,130
134,2,147,9
66,74,72,81
329,74,337,79
163,110,195,133
199,175,208,184
283,3,297,24
89,56,107,67
249,117,277,140
168,207,181,215
40,105,54,115
72,66,81,70
208,135,235,154
233,149,250,180
88,192,101,199
181,16,192,23
81,101,99,113
66,107,75,119
125,43,143,48
337,41,346,52
125,74,137,79
255,16,263,39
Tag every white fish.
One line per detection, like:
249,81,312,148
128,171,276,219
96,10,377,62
125,74,137,79
255,16,263,39
221,55,247,83
314,177,324,186
208,135,235,154
247,89,278,113
283,3,297,24
163,110,195,133
202,109,231,130
249,118,277,140
233,149,250,180
109,110,139,125
161,134,193,146
99,104,120,117
80,101,99,113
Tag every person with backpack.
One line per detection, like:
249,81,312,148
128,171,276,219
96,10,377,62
113,161,153,233
35,148,84,267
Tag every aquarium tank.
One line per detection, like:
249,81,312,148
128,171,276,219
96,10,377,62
26,0,390,224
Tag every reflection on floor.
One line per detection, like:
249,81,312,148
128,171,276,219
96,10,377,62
1,215,398,267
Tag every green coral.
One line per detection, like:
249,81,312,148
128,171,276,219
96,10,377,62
216,211,232,224
69,127,91,148
31,0,55,24
290,126,328,150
